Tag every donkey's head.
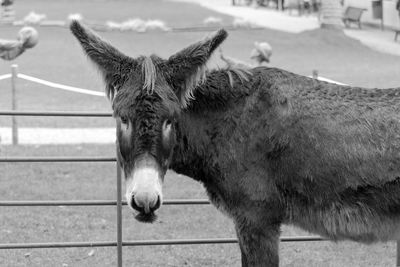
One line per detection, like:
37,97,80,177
70,21,227,222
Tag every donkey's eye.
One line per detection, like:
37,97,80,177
120,116,128,125
162,119,173,142
165,119,172,127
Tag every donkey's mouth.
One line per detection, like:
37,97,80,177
134,211,158,223
129,195,161,223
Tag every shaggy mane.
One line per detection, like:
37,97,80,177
183,64,252,101
139,54,252,100
224,66,252,86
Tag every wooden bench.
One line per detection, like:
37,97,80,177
342,6,367,29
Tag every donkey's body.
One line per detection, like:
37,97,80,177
172,67,400,265
71,21,400,266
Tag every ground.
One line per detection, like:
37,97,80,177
1,0,400,266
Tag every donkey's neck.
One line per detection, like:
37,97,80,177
170,69,250,182
171,114,221,182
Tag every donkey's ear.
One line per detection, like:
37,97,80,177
70,20,133,99
166,29,228,107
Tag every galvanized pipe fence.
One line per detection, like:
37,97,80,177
0,110,329,266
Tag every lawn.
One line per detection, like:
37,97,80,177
1,0,400,266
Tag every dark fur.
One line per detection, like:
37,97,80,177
71,21,400,266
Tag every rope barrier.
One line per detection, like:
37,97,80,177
0,74,11,81
0,71,347,98
1,71,347,93
308,75,347,85
17,74,105,96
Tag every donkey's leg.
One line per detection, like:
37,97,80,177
235,226,249,267
235,223,280,267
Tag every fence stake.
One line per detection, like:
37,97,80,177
278,0,283,11
312,69,318,79
11,64,18,145
116,125,123,267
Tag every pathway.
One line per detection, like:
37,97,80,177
0,128,115,145
172,0,400,57
170,0,319,33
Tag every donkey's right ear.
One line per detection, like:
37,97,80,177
165,29,228,107
70,21,133,99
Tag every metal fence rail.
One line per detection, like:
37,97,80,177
0,236,326,250
0,110,111,117
0,156,115,162
0,199,211,206
8,109,393,267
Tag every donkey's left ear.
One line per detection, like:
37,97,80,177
70,20,134,100
165,29,228,107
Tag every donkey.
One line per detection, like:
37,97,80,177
71,20,400,266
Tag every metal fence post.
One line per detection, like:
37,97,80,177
116,131,123,267
11,64,18,145
278,0,283,11
312,69,318,79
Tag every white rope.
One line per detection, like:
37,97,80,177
3,72,346,96
0,74,11,81
309,75,347,86
17,73,106,97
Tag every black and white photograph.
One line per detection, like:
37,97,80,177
2,0,400,266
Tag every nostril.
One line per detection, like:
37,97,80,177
151,196,161,212
130,195,143,212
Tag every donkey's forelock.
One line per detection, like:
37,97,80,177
140,56,159,95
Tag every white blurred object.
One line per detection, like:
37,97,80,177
232,17,253,28
250,41,272,64
18,26,39,48
145,19,170,31
68,13,83,21
105,21,122,30
106,18,169,32
203,16,223,26
87,249,95,257
0,26,38,60
121,19,146,32
23,11,46,25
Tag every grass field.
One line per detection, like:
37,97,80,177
0,145,397,267
1,0,400,266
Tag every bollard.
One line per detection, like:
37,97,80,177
11,64,18,145
312,69,318,79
